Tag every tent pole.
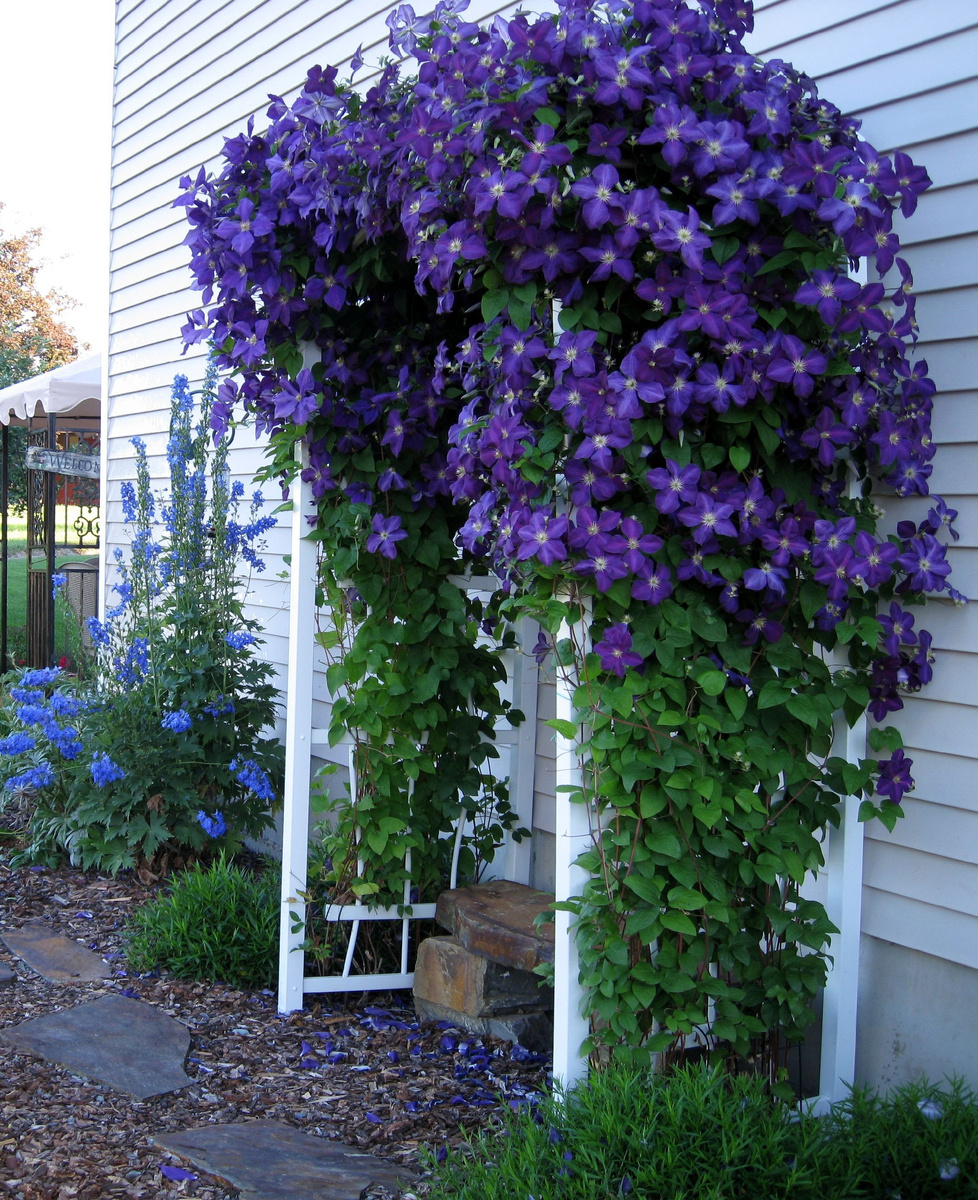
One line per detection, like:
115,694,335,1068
46,415,57,666
1,423,8,671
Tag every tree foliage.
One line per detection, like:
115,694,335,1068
0,207,81,513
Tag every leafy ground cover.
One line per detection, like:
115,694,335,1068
428,1063,978,1200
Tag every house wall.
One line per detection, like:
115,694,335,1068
750,0,978,1089
109,0,558,885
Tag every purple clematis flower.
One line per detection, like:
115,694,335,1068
515,512,568,566
646,460,701,514
875,748,914,804
366,514,408,559
594,624,643,677
766,335,827,399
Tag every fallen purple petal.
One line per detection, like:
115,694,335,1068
160,1164,197,1181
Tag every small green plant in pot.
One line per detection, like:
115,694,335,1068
125,853,280,991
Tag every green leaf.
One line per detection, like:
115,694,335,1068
869,725,903,752
624,908,662,938
756,421,781,455
754,250,799,277
509,298,531,330
534,107,561,129
325,663,347,695
711,236,740,265
729,445,750,473
698,670,727,697
786,693,819,728
725,688,748,720
645,828,682,858
660,910,698,936
624,873,663,903
547,718,579,739
481,290,509,323
757,679,786,710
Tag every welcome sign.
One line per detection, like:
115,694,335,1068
26,447,100,481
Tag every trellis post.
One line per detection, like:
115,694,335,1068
816,707,867,1107
551,609,591,1089
277,441,316,1013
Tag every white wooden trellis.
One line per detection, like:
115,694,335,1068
277,447,864,1095
277,449,542,1009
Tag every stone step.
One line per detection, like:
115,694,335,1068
1,921,111,983
434,880,555,973
413,995,554,1053
1,994,193,1099
414,935,552,1018
154,1120,415,1200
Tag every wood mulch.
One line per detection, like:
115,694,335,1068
0,848,549,1199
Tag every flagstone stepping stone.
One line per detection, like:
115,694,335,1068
1,921,111,982
154,1120,415,1200
435,880,555,972
0,964,14,987
1,994,192,1099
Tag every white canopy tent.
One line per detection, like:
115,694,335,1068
0,353,103,669
0,353,102,426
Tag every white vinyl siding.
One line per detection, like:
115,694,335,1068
750,0,978,1048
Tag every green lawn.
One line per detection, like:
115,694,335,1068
2,513,28,557
2,509,99,668
2,508,97,557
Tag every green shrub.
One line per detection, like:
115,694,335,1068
426,1065,978,1200
125,854,279,990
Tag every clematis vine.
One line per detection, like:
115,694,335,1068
178,0,957,1067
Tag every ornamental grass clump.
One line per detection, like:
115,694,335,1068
0,369,283,875
179,0,956,1065
125,853,279,989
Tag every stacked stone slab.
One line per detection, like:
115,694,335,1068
413,880,555,1051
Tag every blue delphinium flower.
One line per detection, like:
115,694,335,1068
17,704,52,728
161,709,194,733
6,763,54,792
197,809,227,837
50,572,68,598
86,616,111,648
0,733,36,755
90,753,125,788
50,727,83,761
21,667,61,687
49,694,86,718
224,631,257,649
230,756,275,801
